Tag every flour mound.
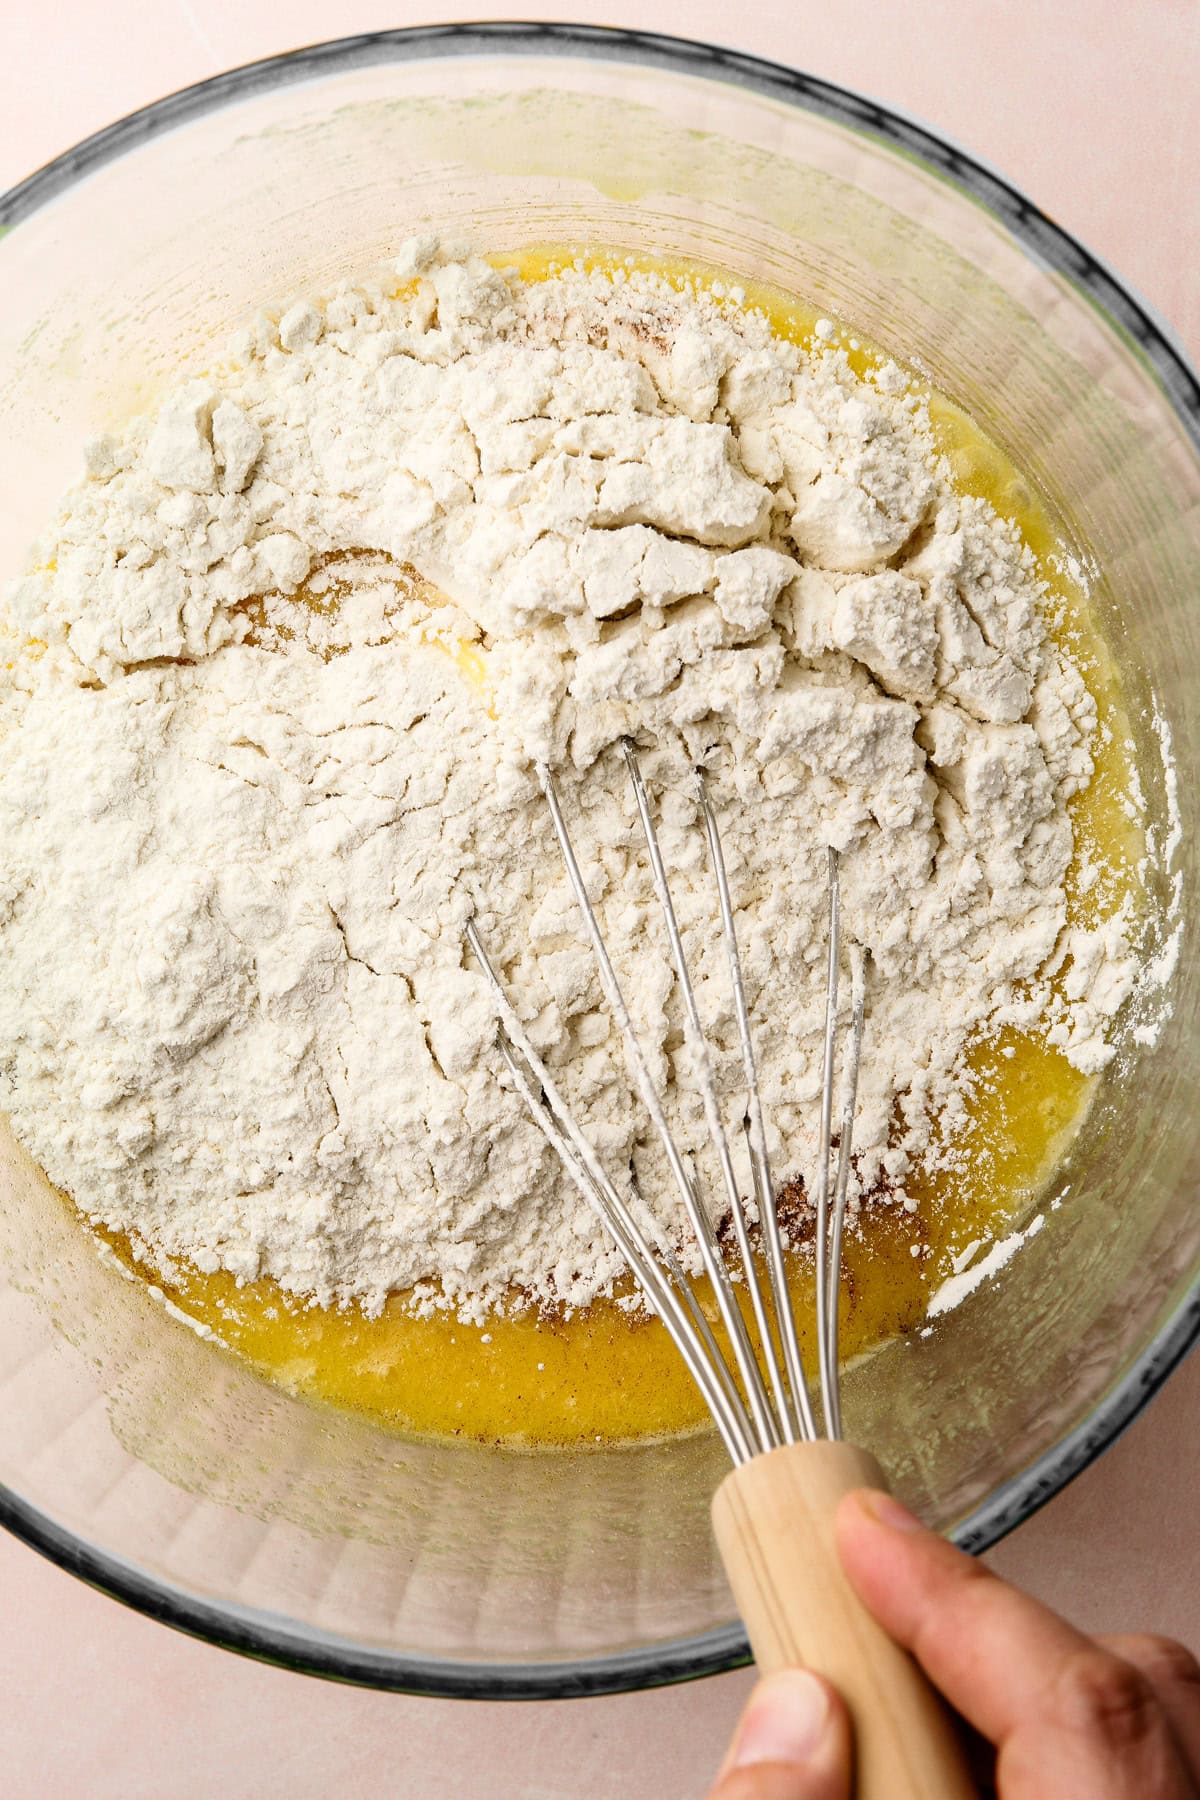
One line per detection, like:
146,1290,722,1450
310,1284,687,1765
0,244,1140,1319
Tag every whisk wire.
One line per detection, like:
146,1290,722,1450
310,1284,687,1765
537,762,782,1455
652,1221,755,1437
814,847,842,1439
824,943,866,1441
621,743,790,1449
468,920,756,1461
698,776,818,1446
467,750,867,1461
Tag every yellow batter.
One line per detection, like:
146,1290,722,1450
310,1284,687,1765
88,253,1144,1449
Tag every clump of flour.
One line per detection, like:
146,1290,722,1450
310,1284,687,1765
0,241,1152,1320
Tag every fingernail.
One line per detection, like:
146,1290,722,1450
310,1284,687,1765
856,1488,924,1532
731,1670,831,1768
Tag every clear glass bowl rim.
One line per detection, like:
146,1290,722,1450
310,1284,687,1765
1,18,1198,1702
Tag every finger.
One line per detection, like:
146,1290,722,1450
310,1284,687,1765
1099,1634,1200,1777
835,1488,1093,1742
994,1647,1194,1800
837,1491,1193,1799
707,1670,852,1800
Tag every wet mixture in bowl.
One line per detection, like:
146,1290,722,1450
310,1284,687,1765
0,243,1176,1445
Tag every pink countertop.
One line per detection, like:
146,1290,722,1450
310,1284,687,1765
1,3,1197,1794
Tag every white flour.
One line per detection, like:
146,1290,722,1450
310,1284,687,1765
0,242,1149,1320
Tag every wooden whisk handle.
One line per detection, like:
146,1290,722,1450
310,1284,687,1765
711,1441,976,1800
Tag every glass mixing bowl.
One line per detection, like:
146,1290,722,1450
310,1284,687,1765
0,24,1197,1699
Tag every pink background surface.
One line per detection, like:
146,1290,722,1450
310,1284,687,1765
1,3,1198,1794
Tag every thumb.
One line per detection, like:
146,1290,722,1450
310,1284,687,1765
706,1669,853,1800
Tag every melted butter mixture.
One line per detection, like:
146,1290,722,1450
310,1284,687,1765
91,252,1144,1447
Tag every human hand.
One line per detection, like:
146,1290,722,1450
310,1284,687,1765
706,1488,1200,1799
